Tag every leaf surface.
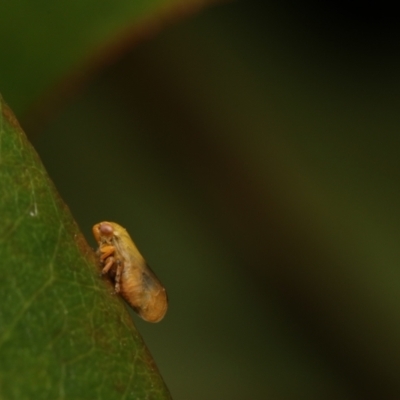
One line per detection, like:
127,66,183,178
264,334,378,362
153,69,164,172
0,95,171,400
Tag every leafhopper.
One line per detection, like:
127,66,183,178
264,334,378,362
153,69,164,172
92,221,168,322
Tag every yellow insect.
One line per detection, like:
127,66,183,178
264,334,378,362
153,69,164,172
92,221,168,323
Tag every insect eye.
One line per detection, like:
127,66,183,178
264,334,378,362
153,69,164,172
99,222,114,237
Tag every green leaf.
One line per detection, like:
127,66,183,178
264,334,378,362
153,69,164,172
0,94,172,399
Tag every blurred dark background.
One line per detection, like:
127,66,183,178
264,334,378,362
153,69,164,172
5,0,400,398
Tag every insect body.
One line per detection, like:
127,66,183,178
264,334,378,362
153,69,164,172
92,221,168,323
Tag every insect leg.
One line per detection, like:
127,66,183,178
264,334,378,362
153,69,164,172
114,260,124,293
100,245,115,261
102,256,115,275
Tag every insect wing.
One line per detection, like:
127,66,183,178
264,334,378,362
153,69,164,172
137,263,168,322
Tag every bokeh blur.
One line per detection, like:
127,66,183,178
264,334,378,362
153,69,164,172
4,1,400,399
